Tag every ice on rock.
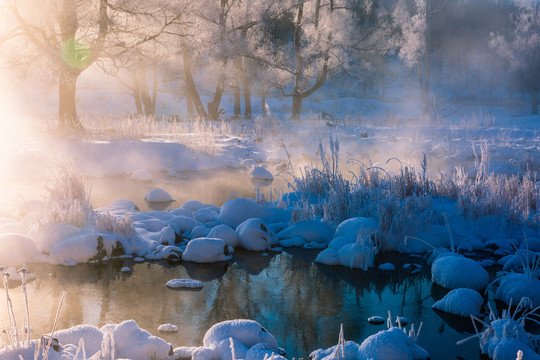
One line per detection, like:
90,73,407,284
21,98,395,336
0,233,41,266
166,279,204,289
103,320,174,360
250,166,273,180
144,188,175,203
495,273,540,307
182,200,206,212
431,255,489,291
237,218,275,251
182,238,233,263
207,224,240,247
277,220,333,245
217,198,291,228
159,323,179,332
432,288,484,317
131,169,154,181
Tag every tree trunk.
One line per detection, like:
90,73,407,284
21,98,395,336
291,94,303,120
132,73,143,115
208,61,226,120
532,89,539,115
261,88,266,117
182,50,207,118
233,57,242,117
185,88,194,118
58,69,83,131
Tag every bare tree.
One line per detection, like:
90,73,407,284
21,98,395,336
490,0,540,115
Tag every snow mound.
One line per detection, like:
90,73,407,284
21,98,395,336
378,263,396,271
28,223,80,254
431,255,489,291
203,320,279,349
144,188,175,203
182,238,233,263
495,273,540,307
159,324,179,332
0,233,40,267
55,324,104,356
479,318,538,360
277,220,333,245
182,200,206,212
334,217,379,241
217,198,291,228
166,279,204,289
194,207,219,223
250,166,273,180
207,224,240,247
432,288,484,317
167,215,198,235
131,169,153,181
103,320,174,360
237,218,275,251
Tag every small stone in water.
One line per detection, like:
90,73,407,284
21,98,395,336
166,279,204,289
396,316,408,326
121,267,132,272
158,323,178,333
368,316,385,325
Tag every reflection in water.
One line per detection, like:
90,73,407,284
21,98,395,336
1,251,481,359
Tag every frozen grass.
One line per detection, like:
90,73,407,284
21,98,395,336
280,137,539,249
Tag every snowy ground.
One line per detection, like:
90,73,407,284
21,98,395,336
0,88,539,359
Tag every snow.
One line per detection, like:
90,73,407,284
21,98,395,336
494,273,540,307
182,238,233,263
159,323,179,332
479,318,538,360
277,220,333,245
378,263,396,271
237,218,275,251
217,199,291,228
207,224,240,247
166,279,204,289
144,188,175,203
431,255,490,291
432,288,484,317
203,320,279,349
120,266,132,272
0,233,41,267
310,327,429,360
181,200,206,212
250,166,273,180
334,217,379,241
131,169,154,181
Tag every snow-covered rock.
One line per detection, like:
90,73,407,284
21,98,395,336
102,320,174,360
479,318,539,360
182,200,206,212
28,223,80,254
207,224,240,247
55,324,104,356
167,216,198,235
334,217,379,241
131,169,154,181
237,218,275,251
495,273,540,307
217,199,290,228
277,220,333,245
432,288,484,317
194,207,219,224
144,188,175,203
182,238,232,263
250,166,273,180
159,324,179,332
431,255,489,291
0,233,41,266
203,320,279,349
190,225,210,239
166,279,204,289
378,263,396,271
48,230,116,266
